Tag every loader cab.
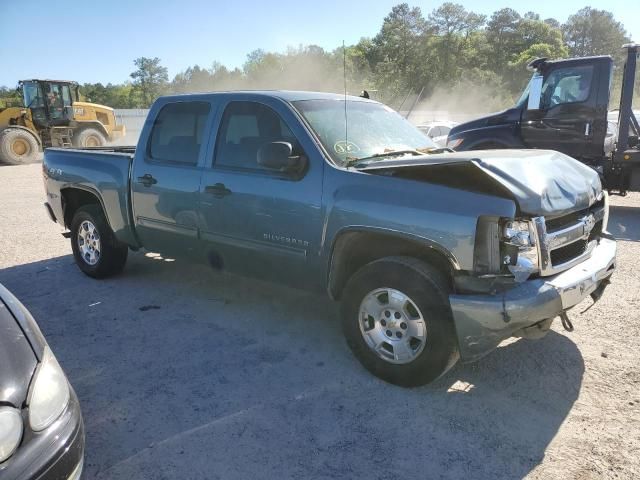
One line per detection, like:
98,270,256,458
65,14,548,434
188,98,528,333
20,80,78,128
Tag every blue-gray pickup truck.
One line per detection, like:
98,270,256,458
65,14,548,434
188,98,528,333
43,91,616,386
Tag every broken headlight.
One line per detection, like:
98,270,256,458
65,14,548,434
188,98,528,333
501,219,539,282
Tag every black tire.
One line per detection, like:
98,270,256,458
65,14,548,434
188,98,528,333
73,128,106,148
341,256,459,387
70,205,128,278
0,128,40,165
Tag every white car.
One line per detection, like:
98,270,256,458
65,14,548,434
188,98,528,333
416,121,459,147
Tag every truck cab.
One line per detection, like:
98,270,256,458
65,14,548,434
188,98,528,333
447,56,613,162
448,44,640,193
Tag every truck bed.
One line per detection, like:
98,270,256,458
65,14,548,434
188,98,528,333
43,146,138,247
59,145,137,155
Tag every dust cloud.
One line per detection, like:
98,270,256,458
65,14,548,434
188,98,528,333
404,80,513,124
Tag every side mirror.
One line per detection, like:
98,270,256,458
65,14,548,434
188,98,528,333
257,141,306,173
527,75,544,110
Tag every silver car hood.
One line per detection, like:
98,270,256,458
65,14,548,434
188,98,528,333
359,149,602,217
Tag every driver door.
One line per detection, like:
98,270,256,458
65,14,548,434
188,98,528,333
198,98,324,289
521,64,604,161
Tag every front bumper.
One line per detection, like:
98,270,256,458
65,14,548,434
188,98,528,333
44,202,57,223
449,236,616,362
0,388,85,480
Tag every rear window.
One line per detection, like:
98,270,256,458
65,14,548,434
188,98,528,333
148,102,210,165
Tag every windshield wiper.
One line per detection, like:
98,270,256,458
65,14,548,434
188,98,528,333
345,149,423,168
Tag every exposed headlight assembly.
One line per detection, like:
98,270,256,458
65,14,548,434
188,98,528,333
501,219,539,282
0,407,23,463
28,347,70,432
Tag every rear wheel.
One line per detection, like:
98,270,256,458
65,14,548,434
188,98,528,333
70,205,128,278
73,128,106,148
0,129,40,165
341,256,459,387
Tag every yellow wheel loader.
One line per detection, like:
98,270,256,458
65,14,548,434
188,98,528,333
0,79,126,164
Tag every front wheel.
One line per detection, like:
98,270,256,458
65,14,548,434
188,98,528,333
70,205,128,278
0,128,40,165
341,257,459,387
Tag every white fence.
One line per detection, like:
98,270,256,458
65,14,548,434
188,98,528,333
114,109,149,144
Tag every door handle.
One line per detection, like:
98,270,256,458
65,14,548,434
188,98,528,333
137,174,157,187
205,183,232,198
526,120,545,129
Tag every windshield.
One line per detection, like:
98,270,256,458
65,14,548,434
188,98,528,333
22,81,44,108
292,99,436,166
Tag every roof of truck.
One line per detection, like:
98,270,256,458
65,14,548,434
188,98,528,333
160,90,375,103
19,79,79,84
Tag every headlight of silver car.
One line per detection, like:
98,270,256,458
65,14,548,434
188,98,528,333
0,407,23,463
501,219,539,282
27,347,70,432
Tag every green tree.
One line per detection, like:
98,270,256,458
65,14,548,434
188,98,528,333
0,85,22,107
562,7,629,60
49,4,634,114
369,3,428,100
544,18,561,30
427,3,485,83
130,57,168,107
485,8,521,75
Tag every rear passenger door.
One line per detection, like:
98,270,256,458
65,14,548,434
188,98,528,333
198,99,324,289
131,100,213,255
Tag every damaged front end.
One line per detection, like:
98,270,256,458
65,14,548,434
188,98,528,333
452,191,615,363
358,148,617,361
450,233,615,362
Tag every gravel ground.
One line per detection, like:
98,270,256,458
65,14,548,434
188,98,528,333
1,163,639,480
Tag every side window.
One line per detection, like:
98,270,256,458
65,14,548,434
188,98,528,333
149,102,210,165
214,101,299,171
61,86,72,107
541,65,594,109
440,126,451,136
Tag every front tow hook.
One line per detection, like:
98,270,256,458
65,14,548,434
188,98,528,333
560,312,574,332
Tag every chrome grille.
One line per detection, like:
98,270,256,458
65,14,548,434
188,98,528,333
533,193,608,276
550,239,588,265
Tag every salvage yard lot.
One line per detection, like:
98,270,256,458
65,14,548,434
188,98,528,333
1,163,639,479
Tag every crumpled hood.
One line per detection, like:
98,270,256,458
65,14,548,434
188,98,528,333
358,149,602,217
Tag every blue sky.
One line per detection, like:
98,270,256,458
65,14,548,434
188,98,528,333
0,0,637,86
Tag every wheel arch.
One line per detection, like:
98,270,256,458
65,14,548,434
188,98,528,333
0,126,42,150
60,186,110,230
72,121,109,140
326,227,459,300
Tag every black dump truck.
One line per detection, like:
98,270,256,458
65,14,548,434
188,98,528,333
447,43,640,194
